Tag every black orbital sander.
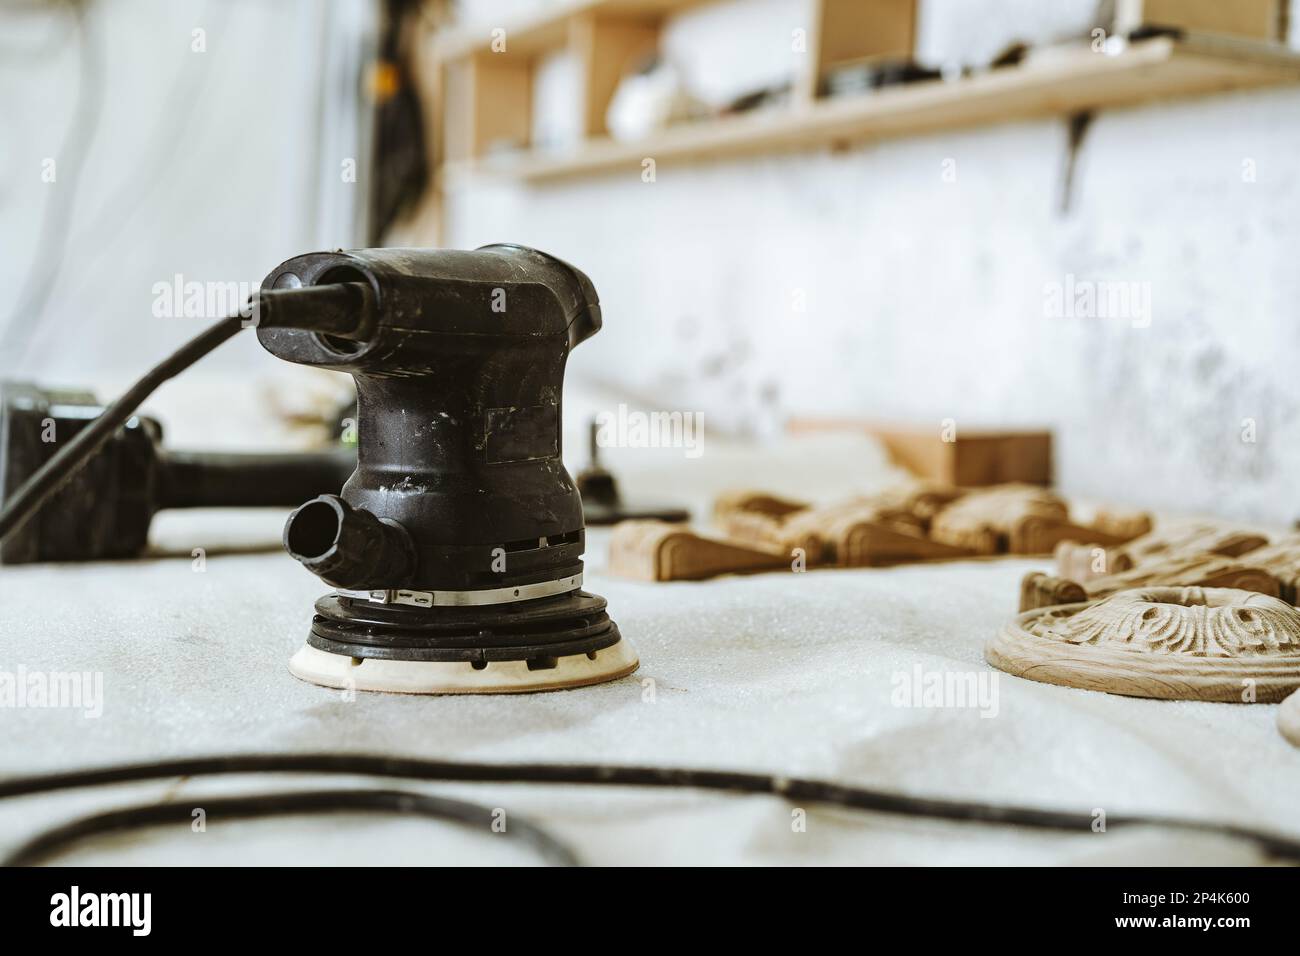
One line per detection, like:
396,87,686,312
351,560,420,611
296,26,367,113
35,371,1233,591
256,245,637,694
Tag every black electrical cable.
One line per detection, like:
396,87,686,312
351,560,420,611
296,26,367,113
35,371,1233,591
0,313,247,544
1,788,577,867
0,283,374,546
2,753,1298,865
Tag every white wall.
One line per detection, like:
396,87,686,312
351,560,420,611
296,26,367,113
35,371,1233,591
0,0,370,386
444,0,1300,524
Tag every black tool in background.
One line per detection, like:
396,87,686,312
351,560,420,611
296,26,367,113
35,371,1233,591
0,383,355,565
576,419,690,526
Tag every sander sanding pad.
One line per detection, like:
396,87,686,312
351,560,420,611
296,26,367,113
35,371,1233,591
290,588,638,694
289,640,639,694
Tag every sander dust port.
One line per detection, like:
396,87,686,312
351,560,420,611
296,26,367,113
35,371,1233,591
259,245,638,694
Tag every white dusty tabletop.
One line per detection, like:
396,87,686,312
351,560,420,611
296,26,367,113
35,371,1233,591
1,509,1296,865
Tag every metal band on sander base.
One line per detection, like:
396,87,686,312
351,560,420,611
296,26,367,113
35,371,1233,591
336,573,583,609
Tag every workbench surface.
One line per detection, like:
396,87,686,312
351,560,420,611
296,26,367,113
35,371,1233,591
2,511,1295,865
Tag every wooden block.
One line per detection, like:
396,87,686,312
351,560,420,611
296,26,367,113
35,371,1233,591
786,419,1052,487
607,520,789,582
1114,0,1285,41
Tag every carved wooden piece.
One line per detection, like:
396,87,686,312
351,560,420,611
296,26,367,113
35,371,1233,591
608,520,789,582
716,509,825,563
717,496,975,567
1119,522,1267,567
1056,521,1269,583
1019,572,1087,612
988,587,1300,702
1230,536,1300,604
1091,508,1154,541
1279,690,1300,747
1020,553,1280,612
929,484,1070,554
863,482,968,525
780,501,924,564
929,485,1148,556
1055,539,1135,581
712,489,808,523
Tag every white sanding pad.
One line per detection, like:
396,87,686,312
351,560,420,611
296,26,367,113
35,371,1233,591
289,640,639,695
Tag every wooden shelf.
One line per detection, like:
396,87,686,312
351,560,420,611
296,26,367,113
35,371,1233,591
442,33,1300,185
433,0,711,61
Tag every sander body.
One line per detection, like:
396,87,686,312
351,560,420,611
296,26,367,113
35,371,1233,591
257,245,636,693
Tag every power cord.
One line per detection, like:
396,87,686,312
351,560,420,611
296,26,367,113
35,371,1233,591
0,282,368,545
3,786,576,867
0,313,246,544
2,753,1298,865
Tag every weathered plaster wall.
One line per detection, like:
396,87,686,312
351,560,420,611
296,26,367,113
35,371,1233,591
445,0,1300,523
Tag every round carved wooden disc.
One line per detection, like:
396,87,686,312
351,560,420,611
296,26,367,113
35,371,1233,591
986,586,1300,703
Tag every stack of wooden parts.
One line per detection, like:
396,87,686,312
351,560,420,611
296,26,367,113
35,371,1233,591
608,482,1153,582
1023,522,1300,611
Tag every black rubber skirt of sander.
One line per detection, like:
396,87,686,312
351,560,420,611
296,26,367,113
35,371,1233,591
307,590,622,664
